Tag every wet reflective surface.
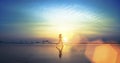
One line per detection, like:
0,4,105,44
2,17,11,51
0,44,120,63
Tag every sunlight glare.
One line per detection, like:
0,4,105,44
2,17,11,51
63,37,68,43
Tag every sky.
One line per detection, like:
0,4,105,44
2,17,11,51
0,0,120,42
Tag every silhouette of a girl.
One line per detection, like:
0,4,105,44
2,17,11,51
56,34,64,58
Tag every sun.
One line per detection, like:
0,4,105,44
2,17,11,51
63,37,68,43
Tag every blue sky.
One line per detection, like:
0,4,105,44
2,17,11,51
0,0,120,42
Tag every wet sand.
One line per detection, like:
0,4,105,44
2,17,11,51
0,44,120,63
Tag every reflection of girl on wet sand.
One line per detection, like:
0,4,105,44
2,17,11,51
56,34,64,58
56,45,64,58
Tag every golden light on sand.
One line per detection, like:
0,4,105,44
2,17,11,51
63,45,71,53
